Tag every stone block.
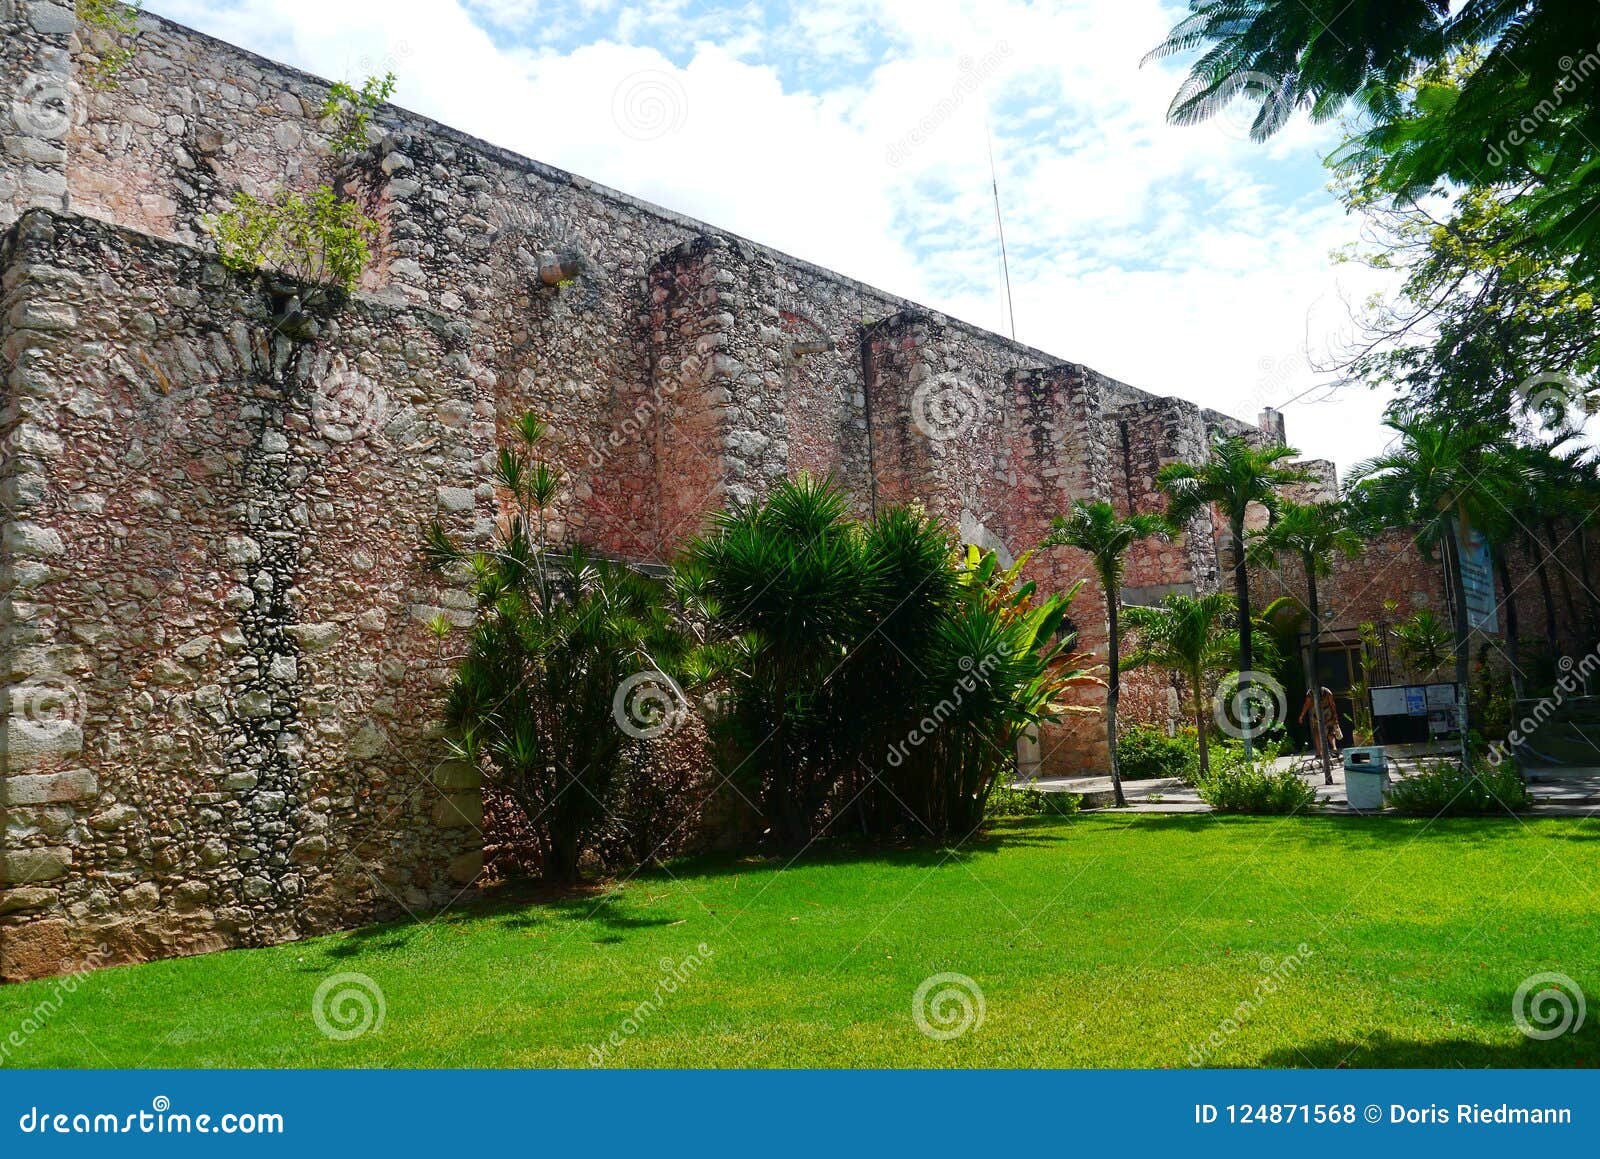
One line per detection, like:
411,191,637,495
431,792,482,829
0,847,72,884
0,767,97,805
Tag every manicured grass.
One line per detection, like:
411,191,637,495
3,814,1598,1068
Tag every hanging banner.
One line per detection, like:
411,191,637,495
1454,519,1499,632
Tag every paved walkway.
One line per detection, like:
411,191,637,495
1027,744,1600,817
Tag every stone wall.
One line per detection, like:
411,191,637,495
0,210,485,980
7,4,1575,981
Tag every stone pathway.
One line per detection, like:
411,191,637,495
1026,745,1600,818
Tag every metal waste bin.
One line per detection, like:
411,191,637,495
1344,746,1388,811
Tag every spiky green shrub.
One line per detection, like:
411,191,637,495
679,476,1099,848
425,413,686,883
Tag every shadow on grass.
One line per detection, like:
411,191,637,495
1260,1026,1600,1068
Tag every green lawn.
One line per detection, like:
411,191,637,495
3,814,1598,1068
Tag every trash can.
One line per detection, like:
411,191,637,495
1344,746,1388,811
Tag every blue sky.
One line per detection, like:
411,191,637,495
145,0,1402,470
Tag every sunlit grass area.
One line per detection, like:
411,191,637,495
3,814,1597,1068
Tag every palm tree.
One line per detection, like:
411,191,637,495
1349,415,1510,761
1247,501,1361,783
1121,591,1240,777
1158,434,1310,757
1042,501,1165,807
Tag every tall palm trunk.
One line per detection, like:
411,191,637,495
1302,550,1332,785
1442,524,1472,766
1104,581,1126,808
1231,515,1255,760
1191,670,1211,776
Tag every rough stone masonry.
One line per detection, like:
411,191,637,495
0,4,1573,981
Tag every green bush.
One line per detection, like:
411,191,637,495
1117,723,1198,781
207,186,380,292
1193,739,1317,815
1388,757,1531,816
985,780,1082,820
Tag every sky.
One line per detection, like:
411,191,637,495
144,0,1405,474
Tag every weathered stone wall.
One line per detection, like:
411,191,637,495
0,210,485,980
10,4,1579,982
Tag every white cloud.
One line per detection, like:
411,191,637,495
145,0,1402,473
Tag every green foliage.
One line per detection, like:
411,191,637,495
1147,1,1600,281
1116,723,1198,782
1388,757,1531,816
680,477,1101,847
428,413,687,883
1193,738,1316,815
77,0,141,89
321,72,397,157
1394,609,1452,677
1121,590,1239,774
984,779,1081,820
206,186,379,292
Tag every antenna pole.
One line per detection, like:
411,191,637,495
987,124,1017,342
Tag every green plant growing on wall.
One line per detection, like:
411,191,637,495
1394,609,1451,680
206,186,380,294
321,73,397,157
77,0,142,89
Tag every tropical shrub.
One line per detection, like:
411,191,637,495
1193,738,1316,815
426,413,686,883
1116,723,1197,781
680,476,1099,848
985,780,1081,820
207,186,380,292
1388,758,1531,817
